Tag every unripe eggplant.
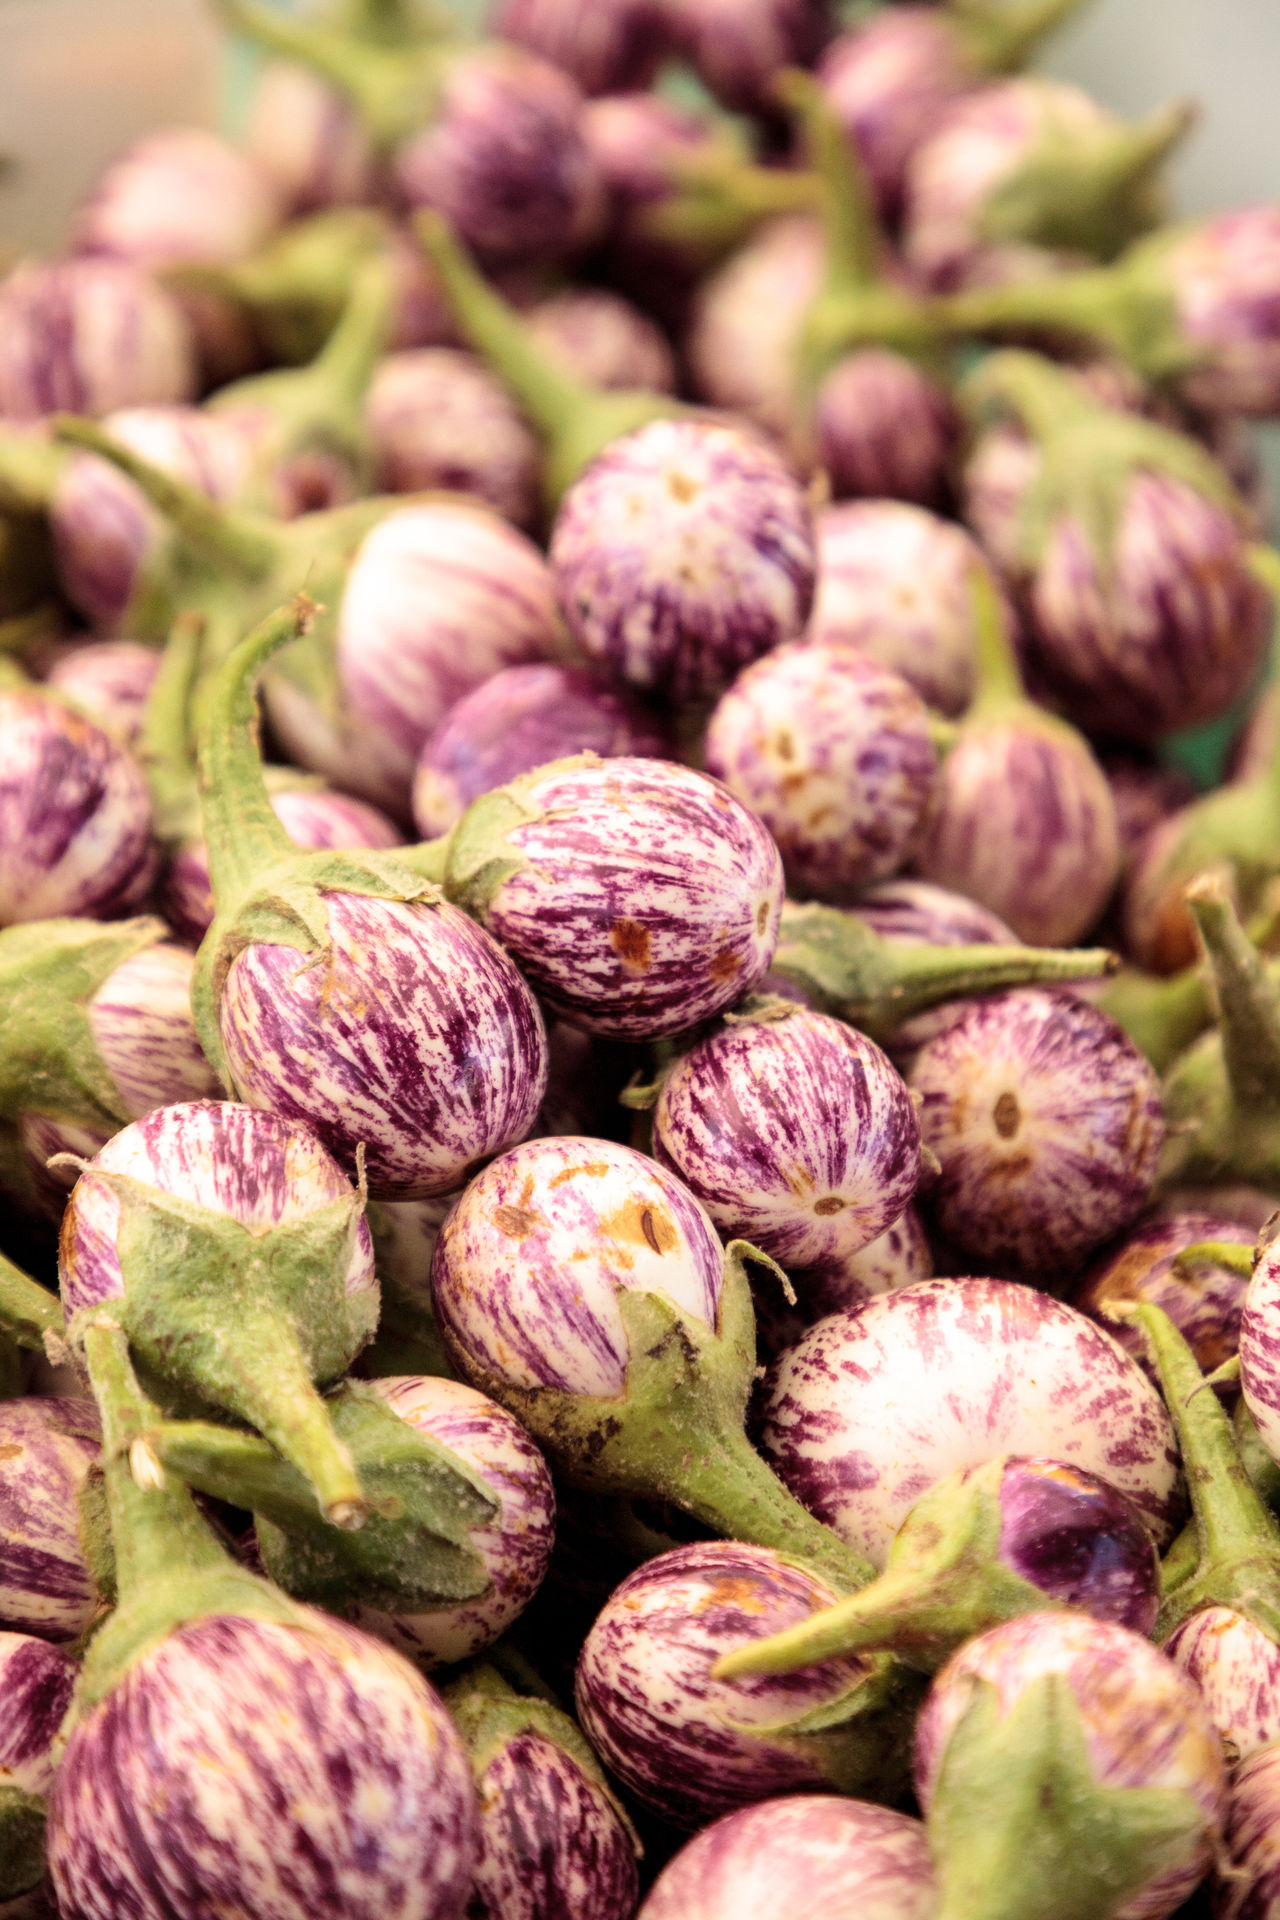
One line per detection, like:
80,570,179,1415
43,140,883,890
751,1207,933,1362
575,1541,909,1828
42,640,160,746
444,1663,640,1920
0,689,154,927
47,1318,479,1920
0,1633,78,1904
638,1794,935,1920
432,1134,875,1594
815,348,959,508
528,287,677,395
809,500,1003,716
0,1396,104,1642
649,1005,921,1272
0,259,196,420
1075,1214,1255,1388
365,348,541,526
494,0,671,97
909,988,1164,1278
74,127,281,278
761,1278,1182,1570
423,754,783,1041
914,1610,1226,1920
193,602,549,1196
244,61,378,216
411,662,668,839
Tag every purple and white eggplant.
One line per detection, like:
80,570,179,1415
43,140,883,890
909,987,1164,1278
365,348,541,526
193,602,549,1197
914,1610,1226,1920
1076,1213,1256,1388
0,259,196,420
815,348,960,508
1240,1225,1280,1481
685,214,825,442
41,640,160,747
443,1663,640,1920
1218,1744,1280,1919
719,1453,1160,1679
0,1396,104,1642
74,126,281,278
0,688,154,927
426,754,783,1040
760,1278,1182,1570
649,1005,922,1273
704,643,937,899
575,1541,909,1828
0,1633,78,1903
243,60,378,217
494,0,671,95
528,286,677,395
431,1133,875,1593
638,1794,935,1920
807,500,1005,717
674,0,832,118
47,1316,479,1920
411,662,668,839
59,1097,378,1525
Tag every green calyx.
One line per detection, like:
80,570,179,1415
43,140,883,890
142,1379,496,1613
1122,1302,1280,1644
716,1456,1051,1681
1095,964,1213,1074
0,914,171,1141
74,1316,307,1716
639,139,823,262
68,1168,377,1528
768,901,1115,1045
948,0,1094,76
960,349,1245,580
0,425,65,516
0,1786,50,1900
0,1249,64,1355
927,1670,1215,1920
415,216,688,506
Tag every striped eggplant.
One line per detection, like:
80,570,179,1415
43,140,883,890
0,1397,105,1643
411,663,669,840
902,77,1192,291
431,1134,876,1594
444,1663,639,1920
46,1316,479,1920
0,916,218,1217
0,259,195,421
751,1207,933,1363
423,755,783,1042
59,1097,378,1526
704,641,938,899
74,126,281,276
192,603,549,1198
575,1541,911,1828
909,988,1164,1277
815,349,959,509
243,63,376,217
649,1006,922,1273
0,1633,78,1903
685,214,824,442
1241,1225,1280,1484
760,1279,1182,1571
638,1795,935,1920
1217,1744,1280,1919
365,348,541,526
718,1453,1160,1679
914,1610,1226,1920
0,689,154,928
42,641,160,747
675,0,831,115
808,500,1005,717
1075,1213,1255,1388
494,0,671,94
529,287,677,394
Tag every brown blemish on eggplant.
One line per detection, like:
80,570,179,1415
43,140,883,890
994,1091,1021,1139
494,1205,538,1238
709,946,742,986
610,919,652,972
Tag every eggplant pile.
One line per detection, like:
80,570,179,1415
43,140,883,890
6,0,1280,1914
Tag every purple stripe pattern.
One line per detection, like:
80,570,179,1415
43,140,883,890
1022,471,1271,745
574,1540,877,1828
994,1457,1160,1633
914,1612,1227,1920
817,9,973,219
704,642,937,900
412,664,669,840
393,45,602,263
528,287,677,394
752,1207,933,1362
243,65,376,217
760,1279,1182,1568
467,1728,639,1920
365,349,541,529
909,989,1164,1276
58,1099,376,1315
1238,1247,1280,1469
685,215,824,441
961,422,1042,578
913,714,1121,946
0,693,154,927
652,1008,921,1270
549,419,816,703
1165,208,1280,416
808,501,1003,718
0,258,195,420
0,1634,78,1794
43,641,161,749
638,1795,936,1920
164,786,403,946
0,1398,103,1643
219,891,548,1199
1217,1743,1280,1918
1075,1213,1254,1387
469,757,784,1040
74,127,281,272
816,350,959,511
495,0,671,94
336,501,562,797
432,1135,724,1399
850,879,1018,948
1164,1608,1280,1765
673,0,831,116
47,1612,479,1920
351,1375,555,1668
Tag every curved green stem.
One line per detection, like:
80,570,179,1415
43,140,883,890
1096,965,1211,1074
1186,873,1280,1121
0,1251,64,1354
952,0,1093,74
137,616,204,850
969,560,1025,709
779,68,879,293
